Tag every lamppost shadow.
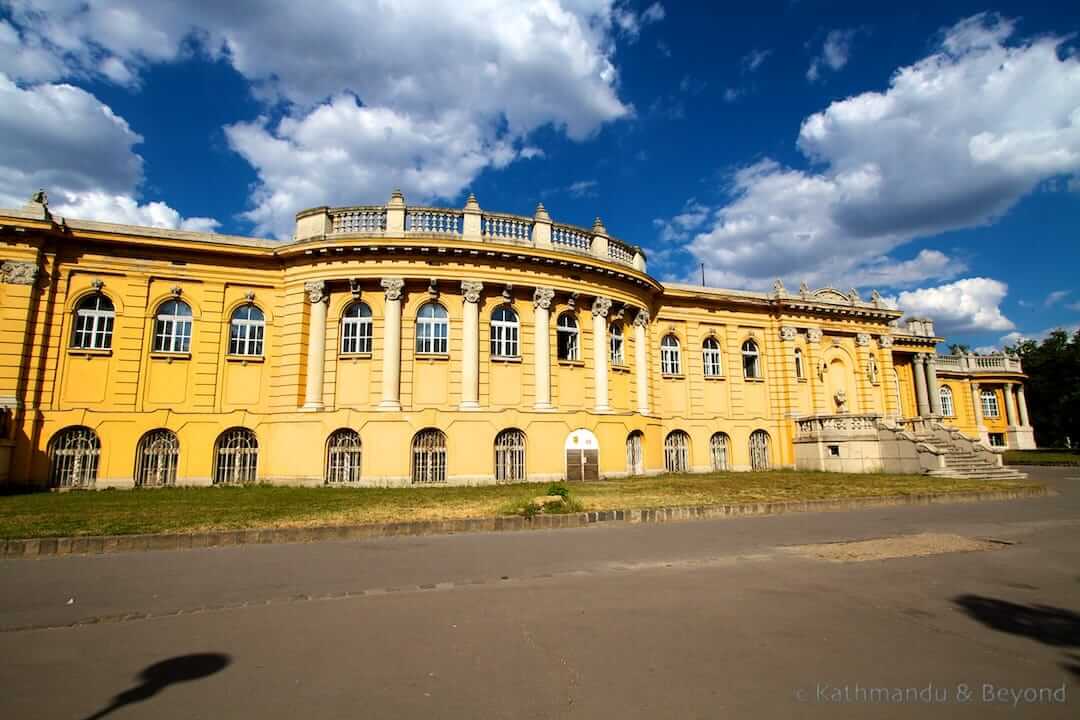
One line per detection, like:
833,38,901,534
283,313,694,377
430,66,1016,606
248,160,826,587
81,653,231,720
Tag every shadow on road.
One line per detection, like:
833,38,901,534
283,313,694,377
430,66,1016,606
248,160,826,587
81,653,231,720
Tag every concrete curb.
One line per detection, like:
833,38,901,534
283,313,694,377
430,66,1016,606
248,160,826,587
1,485,1051,559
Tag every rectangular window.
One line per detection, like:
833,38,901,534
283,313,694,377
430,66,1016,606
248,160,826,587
988,433,1006,447
981,390,1000,418
490,323,519,358
557,329,578,361
154,319,192,353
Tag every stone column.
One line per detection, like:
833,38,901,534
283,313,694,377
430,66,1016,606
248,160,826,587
460,281,483,410
925,353,942,416
533,288,554,410
378,278,404,410
971,381,988,442
913,354,930,417
302,281,328,410
591,297,612,412
633,309,650,415
1004,383,1018,426
806,328,825,414
1017,384,1030,426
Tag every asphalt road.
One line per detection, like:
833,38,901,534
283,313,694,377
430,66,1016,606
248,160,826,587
1,467,1078,719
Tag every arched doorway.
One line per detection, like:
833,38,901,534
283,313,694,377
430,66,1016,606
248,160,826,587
565,428,599,482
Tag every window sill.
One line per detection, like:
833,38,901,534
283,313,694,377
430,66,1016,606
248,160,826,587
661,373,685,380
491,356,522,364
558,359,584,367
797,377,808,383
611,363,630,373
743,377,766,383
150,351,191,362
68,348,112,358
339,352,373,360
415,353,449,361
704,375,725,381
225,355,265,364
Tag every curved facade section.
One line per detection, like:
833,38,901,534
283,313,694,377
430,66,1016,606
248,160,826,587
0,191,1037,487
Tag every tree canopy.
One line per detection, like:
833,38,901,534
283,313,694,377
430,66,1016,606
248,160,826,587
1008,329,1080,448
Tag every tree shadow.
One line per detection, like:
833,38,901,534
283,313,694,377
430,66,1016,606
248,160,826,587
81,653,231,720
953,594,1080,648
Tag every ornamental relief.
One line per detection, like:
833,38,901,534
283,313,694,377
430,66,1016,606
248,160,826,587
0,261,38,285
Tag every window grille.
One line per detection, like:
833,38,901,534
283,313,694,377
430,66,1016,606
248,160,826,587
416,303,449,354
609,323,625,365
135,429,179,487
981,389,1000,418
48,426,100,489
626,431,644,475
940,386,955,417
557,313,579,361
742,340,761,379
229,304,265,356
702,337,722,377
660,335,681,375
72,294,114,350
213,428,258,485
326,429,362,483
412,428,447,484
710,432,730,471
341,302,373,354
664,430,690,473
490,306,520,358
154,299,193,353
749,430,771,471
494,428,526,483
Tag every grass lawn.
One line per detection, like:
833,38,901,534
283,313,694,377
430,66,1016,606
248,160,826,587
0,471,1040,540
1004,450,1080,466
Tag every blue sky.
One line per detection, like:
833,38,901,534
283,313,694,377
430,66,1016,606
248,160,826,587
1,1,1078,350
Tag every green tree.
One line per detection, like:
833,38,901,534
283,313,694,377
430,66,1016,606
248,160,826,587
1008,329,1080,447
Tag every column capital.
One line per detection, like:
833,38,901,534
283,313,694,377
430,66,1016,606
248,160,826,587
632,308,650,327
533,287,554,309
924,352,937,366
913,352,925,365
779,326,797,342
878,334,893,348
461,280,484,304
591,296,612,317
855,332,871,347
971,381,981,390
806,327,823,344
304,280,328,304
381,277,404,301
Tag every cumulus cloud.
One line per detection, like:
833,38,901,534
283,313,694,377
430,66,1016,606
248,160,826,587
1045,289,1071,306
807,29,856,82
890,277,1014,334
662,13,1080,294
0,73,212,230
3,1,639,237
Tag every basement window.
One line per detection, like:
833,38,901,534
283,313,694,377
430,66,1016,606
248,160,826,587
828,445,841,457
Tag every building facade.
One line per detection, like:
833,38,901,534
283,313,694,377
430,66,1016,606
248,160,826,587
0,191,1036,489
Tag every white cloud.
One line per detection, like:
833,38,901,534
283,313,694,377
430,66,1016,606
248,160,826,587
3,1,639,237
1067,301,1080,312
999,323,1080,349
666,13,1080,292
0,72,211,230
1045,289,1071,306
742,48,772,73
807,29,856,82
653,199,710,243
892,277,1014,334
567,179,600,198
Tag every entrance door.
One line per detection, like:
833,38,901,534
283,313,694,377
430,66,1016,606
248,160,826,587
565,429,600,482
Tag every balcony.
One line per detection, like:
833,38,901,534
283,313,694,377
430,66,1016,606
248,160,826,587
934,353,1023,373
296,190,647,272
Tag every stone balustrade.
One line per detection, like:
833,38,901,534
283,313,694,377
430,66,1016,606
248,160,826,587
933,353,1023,373
302,191,647,272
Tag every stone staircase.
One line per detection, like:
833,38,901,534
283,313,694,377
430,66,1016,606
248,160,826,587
899,419,1028,481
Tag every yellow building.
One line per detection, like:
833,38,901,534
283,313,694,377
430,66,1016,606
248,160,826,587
0,191,1035,489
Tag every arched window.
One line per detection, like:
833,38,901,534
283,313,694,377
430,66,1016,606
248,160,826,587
794,349,805,379
494,428,526,483
749,429,771,471
326,428,362,484
48,426,100,489
341,302,373,354
940,386,955,417
412,428,447,484
626,431,644,475
710,432,730,471
416,302,449,354
229,304,264,356
557,312,579,361
664,430,691,473
135,429,179,487
153,299,193,353
609,322,625,365
702,337,722,377
742,340,761,379
981,389,1000,418
213,427,258,485
490,306,520,358
660,335,682,375
72,294,114,350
